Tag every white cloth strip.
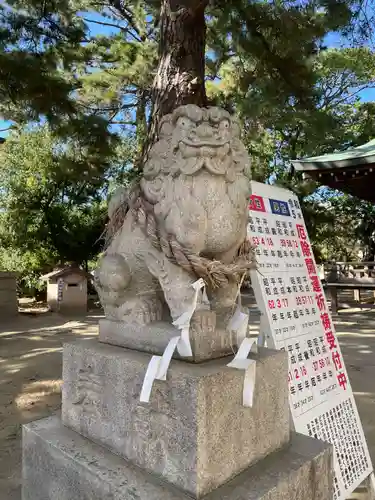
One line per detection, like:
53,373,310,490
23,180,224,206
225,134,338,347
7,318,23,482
140,279,207,403
139,355,161,403
227,338,258,407
227,289,249,345
173,278,206,357
140,336,180,403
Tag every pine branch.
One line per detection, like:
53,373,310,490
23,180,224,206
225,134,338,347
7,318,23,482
83,17,126,32
214,0,316,108
107,1,146,41
109,120,136,125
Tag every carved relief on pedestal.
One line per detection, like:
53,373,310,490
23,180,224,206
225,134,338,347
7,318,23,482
71,365,102,416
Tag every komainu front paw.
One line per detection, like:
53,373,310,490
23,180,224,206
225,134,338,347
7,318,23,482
95,253,131,292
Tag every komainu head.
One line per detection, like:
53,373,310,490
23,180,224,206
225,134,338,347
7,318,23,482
142,105,251,183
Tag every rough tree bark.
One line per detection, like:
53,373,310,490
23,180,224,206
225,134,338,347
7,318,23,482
143,0,209,157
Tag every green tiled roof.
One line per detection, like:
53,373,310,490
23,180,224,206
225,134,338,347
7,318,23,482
293,139,375,171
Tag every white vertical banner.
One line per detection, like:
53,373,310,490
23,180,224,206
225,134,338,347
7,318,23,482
248,181,373,500
57,279,64,306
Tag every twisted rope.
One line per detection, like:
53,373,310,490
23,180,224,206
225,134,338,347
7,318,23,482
104,187,255,289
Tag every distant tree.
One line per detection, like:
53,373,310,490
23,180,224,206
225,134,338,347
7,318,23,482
0,126,135,271
1,0,370,159
1,0,375,272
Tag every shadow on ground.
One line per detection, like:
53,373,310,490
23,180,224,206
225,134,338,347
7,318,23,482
0,311,101,500
334,310,375,469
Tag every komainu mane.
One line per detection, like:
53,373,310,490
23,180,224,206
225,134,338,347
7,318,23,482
95,105,254,325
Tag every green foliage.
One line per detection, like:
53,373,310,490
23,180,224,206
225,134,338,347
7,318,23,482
0,126,135,292
0,0,119,174
323,194,375,260
203,7,375,264
0,0,375,287
221,44,375,261
0,246,52,296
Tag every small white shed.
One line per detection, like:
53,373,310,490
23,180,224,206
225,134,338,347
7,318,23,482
41,266,90,314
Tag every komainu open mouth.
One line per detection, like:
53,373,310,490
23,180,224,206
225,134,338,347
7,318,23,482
179,141,231,159
181,137,229,147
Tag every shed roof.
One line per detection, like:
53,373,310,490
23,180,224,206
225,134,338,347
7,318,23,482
40,266,91,281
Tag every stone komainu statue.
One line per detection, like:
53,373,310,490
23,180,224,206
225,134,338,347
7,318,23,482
95,105,254,325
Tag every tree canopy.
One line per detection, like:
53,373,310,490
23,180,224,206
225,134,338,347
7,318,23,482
1,0,373,141
0,0,375,291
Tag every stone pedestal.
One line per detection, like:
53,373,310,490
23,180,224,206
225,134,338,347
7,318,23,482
23,417,332,500
22,325,333,500
62,340,289,497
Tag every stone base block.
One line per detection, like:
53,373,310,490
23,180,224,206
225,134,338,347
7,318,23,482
99,309,250,363
62,339,289,497
22,416,333,500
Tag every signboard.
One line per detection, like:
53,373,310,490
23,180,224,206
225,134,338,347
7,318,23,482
248,181,373,500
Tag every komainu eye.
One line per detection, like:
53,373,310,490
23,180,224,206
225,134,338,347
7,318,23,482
219,119,230,130
177,116,194,129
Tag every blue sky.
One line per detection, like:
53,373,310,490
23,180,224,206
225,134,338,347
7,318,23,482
358,87,375,101
1,15,374,138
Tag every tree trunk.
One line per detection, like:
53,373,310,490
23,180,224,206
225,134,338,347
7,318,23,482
136,89,147,152
144,0,208,157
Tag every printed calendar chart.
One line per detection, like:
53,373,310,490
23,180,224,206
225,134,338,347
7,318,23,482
248,181,373,500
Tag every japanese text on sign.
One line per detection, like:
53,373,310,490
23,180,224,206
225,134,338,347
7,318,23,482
248,181,372,500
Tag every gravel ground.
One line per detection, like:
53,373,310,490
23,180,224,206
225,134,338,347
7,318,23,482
0,307,374,499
